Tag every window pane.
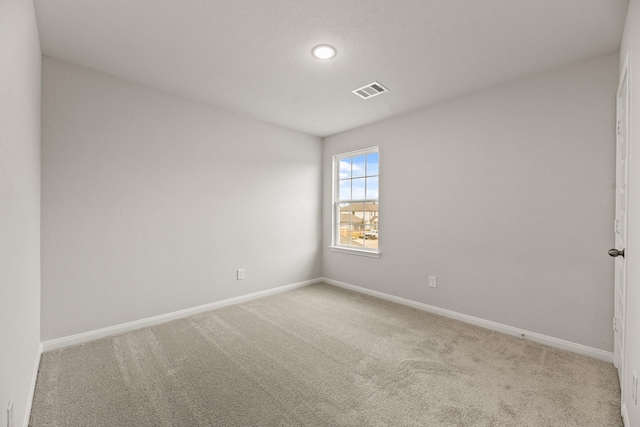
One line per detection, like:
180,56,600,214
338,202,350,221
339,207,366,248
338,202,352,246
364,201,378,223
339,158,352,179
351,209,365,245
364,225,378,249
352,155,365,178
338,223,351,246
370,201,379,219
365,201,379,249
366,152,379,176
339,180,351,201
366,177,378,200
352,178,365,200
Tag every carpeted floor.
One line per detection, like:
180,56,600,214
29,283,623,426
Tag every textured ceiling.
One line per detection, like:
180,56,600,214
34,0,629,137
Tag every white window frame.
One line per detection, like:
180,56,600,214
330,147,381,258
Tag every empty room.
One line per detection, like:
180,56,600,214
3,0,640,426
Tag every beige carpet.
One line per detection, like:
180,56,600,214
29,283,622,426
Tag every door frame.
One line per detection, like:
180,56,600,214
614,51,630,395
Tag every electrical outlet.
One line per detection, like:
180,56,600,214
633,371,638,405
7,399,13,427
429,276,437,288
237,269,245,280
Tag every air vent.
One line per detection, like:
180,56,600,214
352,81,388,99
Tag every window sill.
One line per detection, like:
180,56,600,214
329,246,381,258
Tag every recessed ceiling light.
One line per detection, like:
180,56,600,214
312,45,336,60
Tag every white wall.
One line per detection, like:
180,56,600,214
620,0,640,423
323,54,618,352
41,57,322,341
0,0,41,426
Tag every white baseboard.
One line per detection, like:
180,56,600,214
321,277,614,363
42,278,322,352
24,342,42,427
40,276,614,364
621,402,629,427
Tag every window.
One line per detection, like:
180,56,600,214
332,147,379,257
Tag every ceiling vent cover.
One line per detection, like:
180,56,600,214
352,81,388,99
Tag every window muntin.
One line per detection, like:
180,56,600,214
333,148,379,253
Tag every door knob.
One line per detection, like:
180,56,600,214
609,248,625,258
